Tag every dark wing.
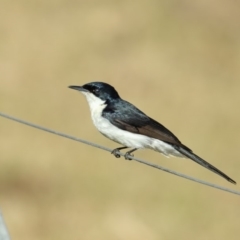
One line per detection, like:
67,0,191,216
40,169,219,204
103,100,185,147
103,100,236,184
104,100,237,184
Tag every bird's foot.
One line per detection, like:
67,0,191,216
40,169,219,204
124,152,134,160
111,147,129,158
111,149,121,158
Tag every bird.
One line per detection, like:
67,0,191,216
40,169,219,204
69,82,236,184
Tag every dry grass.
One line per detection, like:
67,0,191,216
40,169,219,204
0,0,240,239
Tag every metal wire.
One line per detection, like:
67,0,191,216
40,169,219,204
0,111,239,196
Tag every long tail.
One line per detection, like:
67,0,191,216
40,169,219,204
175,146,236,184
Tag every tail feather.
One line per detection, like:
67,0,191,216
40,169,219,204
175,146,236,184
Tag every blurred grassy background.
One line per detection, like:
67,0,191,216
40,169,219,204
0,0,240,239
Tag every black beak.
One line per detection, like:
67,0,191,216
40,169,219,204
68,85,89,92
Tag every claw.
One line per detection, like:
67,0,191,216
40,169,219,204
124,153,134,160
123,148,137,160
111,147,129,158
111,149,121,158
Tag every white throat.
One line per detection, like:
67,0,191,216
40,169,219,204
81,92,107,126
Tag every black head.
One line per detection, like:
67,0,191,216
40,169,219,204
69,82,120,101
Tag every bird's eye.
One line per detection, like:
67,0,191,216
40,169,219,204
93,88,99,93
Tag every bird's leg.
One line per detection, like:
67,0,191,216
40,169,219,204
124,148,138,160
111,147,128,158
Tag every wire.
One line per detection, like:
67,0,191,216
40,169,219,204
0,111,239,196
